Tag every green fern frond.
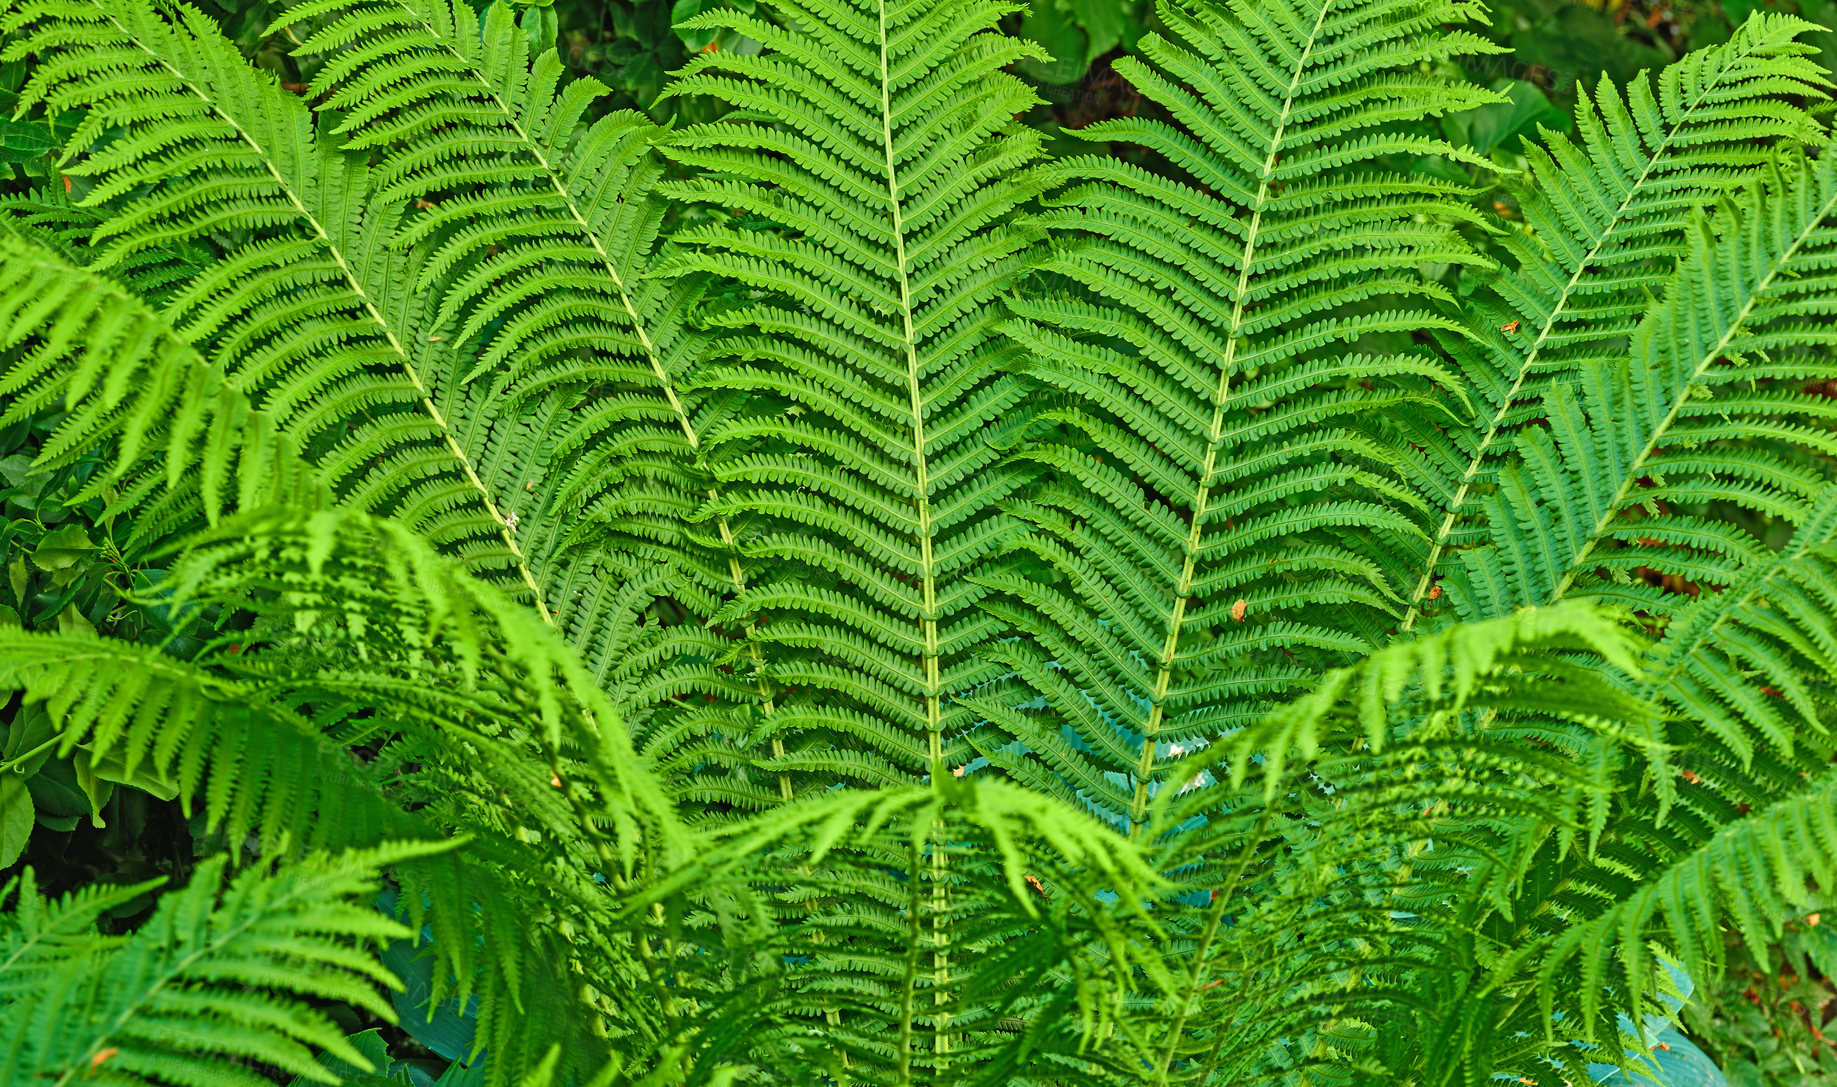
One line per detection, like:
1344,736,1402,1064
268,0,804,800
1109,598,1656,1082
0,869,154,1001
1402,13,1831,628
1515,734,1837,1054
976,0,1501,833
0,0,552,605
156,507,683,862
0,187,214,298
1225,598,1651,793
0,504,702,1083
624,776,1168,1085
1455,148,1837,621
0,626,619,1079
655,0,1051,789
0,232,330,550
0,844,437,1087
273,0,714,561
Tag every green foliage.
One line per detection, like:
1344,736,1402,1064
654,0,1055,796
0,844,437,1087
1410,13,1833,630
0,0,1834,1082
980,0,1501,832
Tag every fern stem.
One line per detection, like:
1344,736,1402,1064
1400,63,1765,632
869,0,952,1059
1152,809,1272,1084
896,820,927,1086
81,2,555,622
1549,181,1837,601
1127,0,1334,838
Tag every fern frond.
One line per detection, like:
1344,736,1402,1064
0,869,154,1001
1540,757,1837,1037
0,186,214,298
0,626,622,1081
0,0,550,604
1113,599,1655,1082
655,0,1051,789
979,0,1501,833
0,232,330,549
1402,13,1831,627
0,505,698,1084
623,776,1168,1085
0,844,434,1087
1454,149,1837,620
269,0,808,800
273,0,714,564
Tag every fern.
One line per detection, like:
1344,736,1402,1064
0,504,699,1082
1,0,1836,1081
1101,600,1656,1082
653,0,1051,796
1404,14,1832,628
1454,149,1837,622
0,844,437,1087
975,0,1500,833
1,0,654,612
263,0,801,781
0,232,330,550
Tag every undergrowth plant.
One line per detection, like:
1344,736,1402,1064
0,0,1834,1082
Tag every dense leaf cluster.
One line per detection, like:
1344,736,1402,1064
0,0,1834,1083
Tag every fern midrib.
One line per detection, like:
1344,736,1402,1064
1548,179,1837,603
1126,0,1333,837
1401,64,1753,631
874,0,950,1065
90,5,553,621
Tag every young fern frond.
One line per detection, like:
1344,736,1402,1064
0,845,435,1087
0,501,703,1083
1123,599,1653,1082
1403,13,1832,627
977,0,1499,833
656,0,1050,790
0,624,626,1081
